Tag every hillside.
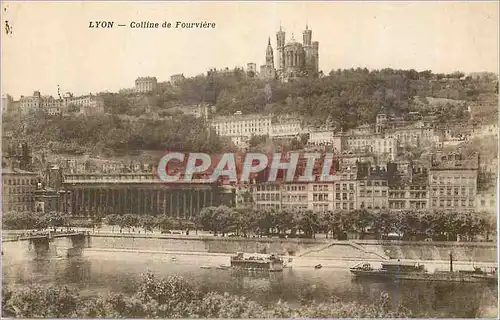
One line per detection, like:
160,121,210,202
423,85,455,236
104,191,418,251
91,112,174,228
3,68,497,158
101,68,496,130
2,113,233,157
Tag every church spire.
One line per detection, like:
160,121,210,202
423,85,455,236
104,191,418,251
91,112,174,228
268,36,271,45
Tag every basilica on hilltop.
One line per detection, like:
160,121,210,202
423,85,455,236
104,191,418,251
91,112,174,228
259,24,319,82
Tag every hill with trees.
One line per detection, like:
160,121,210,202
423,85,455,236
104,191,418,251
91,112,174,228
2,113,232,156
2,68,496,157
144,68,496,130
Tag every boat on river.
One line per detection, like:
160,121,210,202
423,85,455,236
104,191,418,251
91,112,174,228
230,252,284,272
350,254,498,284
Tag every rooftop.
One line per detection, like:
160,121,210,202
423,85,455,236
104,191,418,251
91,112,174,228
2,167,37,175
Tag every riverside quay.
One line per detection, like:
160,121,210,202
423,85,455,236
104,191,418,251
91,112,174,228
62,173,235,217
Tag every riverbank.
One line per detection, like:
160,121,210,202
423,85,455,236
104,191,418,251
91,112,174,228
84,247,497,271
2,229,496,263
85,233,496,263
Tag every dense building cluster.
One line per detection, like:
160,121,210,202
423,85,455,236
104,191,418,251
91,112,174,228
2,91,104,116
1,23,497,221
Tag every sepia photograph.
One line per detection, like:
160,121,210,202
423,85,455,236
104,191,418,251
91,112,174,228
1,1,499,318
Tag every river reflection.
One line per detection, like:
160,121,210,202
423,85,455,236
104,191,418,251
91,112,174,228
3,250,498,318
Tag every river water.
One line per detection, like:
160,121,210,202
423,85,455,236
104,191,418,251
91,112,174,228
3,249,498,318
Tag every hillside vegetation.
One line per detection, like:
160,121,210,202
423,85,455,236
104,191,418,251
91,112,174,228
3,113,231,156
3,69,497,156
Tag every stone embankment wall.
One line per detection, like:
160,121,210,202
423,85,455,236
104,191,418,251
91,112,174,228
90,234,323,255
357,240,497,262
88,235,497,262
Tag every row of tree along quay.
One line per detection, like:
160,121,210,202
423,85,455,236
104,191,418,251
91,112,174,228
2,272,412,318
3,207,496,242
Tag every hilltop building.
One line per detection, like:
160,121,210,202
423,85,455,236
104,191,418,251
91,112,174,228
170,74,185,86
246,63,257,77
260,24,320,82
135,77,158,93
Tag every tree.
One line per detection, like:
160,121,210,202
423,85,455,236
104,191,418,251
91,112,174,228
140,215,156,233
91,212,104,233
214,205,236,236
199,206,217,234
104,214,119,233
156,215,173,233
352,209,373,238
296,210,320,238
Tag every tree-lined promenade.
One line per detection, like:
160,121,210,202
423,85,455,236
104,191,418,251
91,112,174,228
2,207,495,242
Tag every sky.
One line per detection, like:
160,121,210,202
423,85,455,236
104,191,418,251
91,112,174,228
1,1,499,99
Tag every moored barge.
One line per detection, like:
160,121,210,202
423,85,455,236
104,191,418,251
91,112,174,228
350,257,498,284
230,252,284,272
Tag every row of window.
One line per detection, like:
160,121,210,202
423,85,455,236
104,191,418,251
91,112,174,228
335,183,355,191
313,193,329,201
313,185,329,192
389,201,427,209
335,192,355,200
217,128,267,135
359,190,387,197
254,185,280,191
4,205,32,212
390,185,427,190
282,194,308,202
3,195,33,203
3,178,37,185
359,181,388,187
432,187,474,196
214,120,271,128
3,187,35,194
254,193,280,201
283,185,307,192
431,175,475,183
431,199,475,207
389,191,427,198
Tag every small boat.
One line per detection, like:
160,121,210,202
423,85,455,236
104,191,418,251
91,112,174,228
230,252,284,272
314,264,322,269
216,265,230,270
200,266,211,269
171,257,177,261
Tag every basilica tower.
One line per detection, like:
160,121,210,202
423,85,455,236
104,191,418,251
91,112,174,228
276,25,286,72
260,37,277,80
266,37,274,67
